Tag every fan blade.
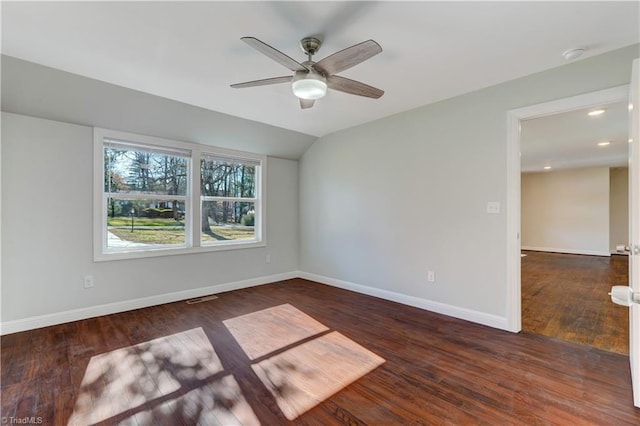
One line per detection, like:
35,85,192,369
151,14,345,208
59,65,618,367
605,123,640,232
314,40,382,76
327,75,384,99
241,37,307,72
299,98,315,109
230,76,292,89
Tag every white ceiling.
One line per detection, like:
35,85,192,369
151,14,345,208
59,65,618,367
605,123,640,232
2,1,638,138
521,101,629,173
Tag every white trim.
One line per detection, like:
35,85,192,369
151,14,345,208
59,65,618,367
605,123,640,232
506,85,629,332
94,240,266,262
508,85,628,120
298,272,509,331
506,111,522,332
522,246,611,257
0,113,3,329
628,58,640,407
105,193,189,202
0,271,297,336
191,149,201,248
201,196,258,203
0,269,514,336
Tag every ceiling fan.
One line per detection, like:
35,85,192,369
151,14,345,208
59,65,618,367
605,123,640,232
231,36,384,109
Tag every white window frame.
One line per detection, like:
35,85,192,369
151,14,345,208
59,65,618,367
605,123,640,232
93,127,266,261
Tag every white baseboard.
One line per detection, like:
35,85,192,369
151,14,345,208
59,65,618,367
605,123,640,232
1,270,511,335
521,246,611,257
297,271,509,331
0,271,297,335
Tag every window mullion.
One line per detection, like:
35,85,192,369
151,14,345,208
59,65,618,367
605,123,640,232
191,149,202,248
201,196,258,203
106,193,188,201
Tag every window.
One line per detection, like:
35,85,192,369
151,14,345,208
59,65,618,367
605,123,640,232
103,140,190,251
200,154,260,246
94,128,265,261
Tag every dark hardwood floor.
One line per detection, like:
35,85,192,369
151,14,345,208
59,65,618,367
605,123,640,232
522,251,629,354
2,278,639,424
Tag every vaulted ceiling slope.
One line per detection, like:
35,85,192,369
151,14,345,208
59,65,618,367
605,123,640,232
1,2,639,137
1,55,319,160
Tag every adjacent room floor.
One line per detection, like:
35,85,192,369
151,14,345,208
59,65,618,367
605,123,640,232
2,279,639,424
521,250,629,354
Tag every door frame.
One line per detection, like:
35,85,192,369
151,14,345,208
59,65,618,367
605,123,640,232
628,58,639,407
505,84,629,332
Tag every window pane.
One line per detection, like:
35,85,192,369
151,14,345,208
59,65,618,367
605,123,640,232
201,200,255,243
200,159,256,198
106,198,186,250
105,147,188,195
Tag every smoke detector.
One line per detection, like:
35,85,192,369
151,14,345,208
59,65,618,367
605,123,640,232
562,48,586,61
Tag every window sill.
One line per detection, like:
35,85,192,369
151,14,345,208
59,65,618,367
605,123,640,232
94,240,266,262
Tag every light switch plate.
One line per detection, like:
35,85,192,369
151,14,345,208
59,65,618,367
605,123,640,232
487,201,501,214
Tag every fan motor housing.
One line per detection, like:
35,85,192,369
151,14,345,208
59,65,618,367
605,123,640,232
300,37,321,56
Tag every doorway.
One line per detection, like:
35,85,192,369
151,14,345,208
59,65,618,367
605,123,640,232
518,101,629,353
506,85,629,338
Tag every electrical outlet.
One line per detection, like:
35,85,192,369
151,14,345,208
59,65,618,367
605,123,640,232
84,275,94,289
265,254,271,264
427,271,436,283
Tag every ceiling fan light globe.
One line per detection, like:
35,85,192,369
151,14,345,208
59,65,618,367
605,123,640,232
292,72,327,100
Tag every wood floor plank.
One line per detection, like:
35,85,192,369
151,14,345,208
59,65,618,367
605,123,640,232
2,278,640,424
522,251,629,354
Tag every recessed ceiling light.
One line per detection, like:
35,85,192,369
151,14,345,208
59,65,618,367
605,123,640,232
588,109,605,117
597,141,611,147
543,165,552,170
630,103,634,111
562,48,585,61
630,139,634,144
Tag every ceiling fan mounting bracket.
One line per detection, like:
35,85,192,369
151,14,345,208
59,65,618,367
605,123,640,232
300,37,321,57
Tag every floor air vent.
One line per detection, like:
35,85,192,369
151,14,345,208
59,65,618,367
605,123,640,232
186,295,219,304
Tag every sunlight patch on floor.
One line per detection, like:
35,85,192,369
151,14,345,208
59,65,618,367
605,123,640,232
67,327,259,426
252,331,385,420
130,374,259,426
224,304,385,420
223,303,329,360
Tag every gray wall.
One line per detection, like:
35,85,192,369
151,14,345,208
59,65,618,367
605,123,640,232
1,112,300,322
299,44,639,322
522,167,631,256
610,167,630,252
1,56,314,325
521,168,610,256
1,56,317,160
